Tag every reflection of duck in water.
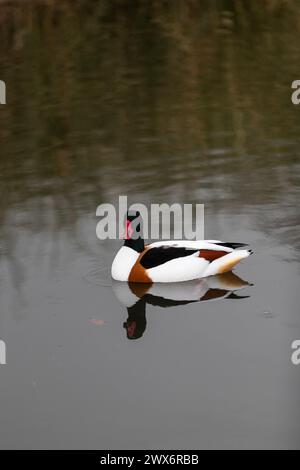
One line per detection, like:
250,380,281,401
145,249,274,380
113,272,252,340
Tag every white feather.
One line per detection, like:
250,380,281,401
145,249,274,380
111,246,139,281
148,240,233,253
147,252,209,282
203,249,251,277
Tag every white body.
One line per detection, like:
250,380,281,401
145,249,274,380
111,240,251,283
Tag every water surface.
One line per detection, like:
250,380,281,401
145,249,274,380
0,1,299,449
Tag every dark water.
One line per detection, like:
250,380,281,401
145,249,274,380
0,1,299,449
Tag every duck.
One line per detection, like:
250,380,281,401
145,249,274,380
111,211,253,283
112,272,252,339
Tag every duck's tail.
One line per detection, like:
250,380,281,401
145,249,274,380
204,249,253,277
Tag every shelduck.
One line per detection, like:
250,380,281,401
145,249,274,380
111,211,253,283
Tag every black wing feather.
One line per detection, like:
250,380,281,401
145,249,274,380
140,246,198,269
214,242,248,249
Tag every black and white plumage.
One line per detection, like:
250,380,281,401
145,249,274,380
111,212,253,283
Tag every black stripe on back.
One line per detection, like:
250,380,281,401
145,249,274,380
140,246,198,269
214,242,248,249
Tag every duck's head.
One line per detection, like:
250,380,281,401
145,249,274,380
124,211,144,253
